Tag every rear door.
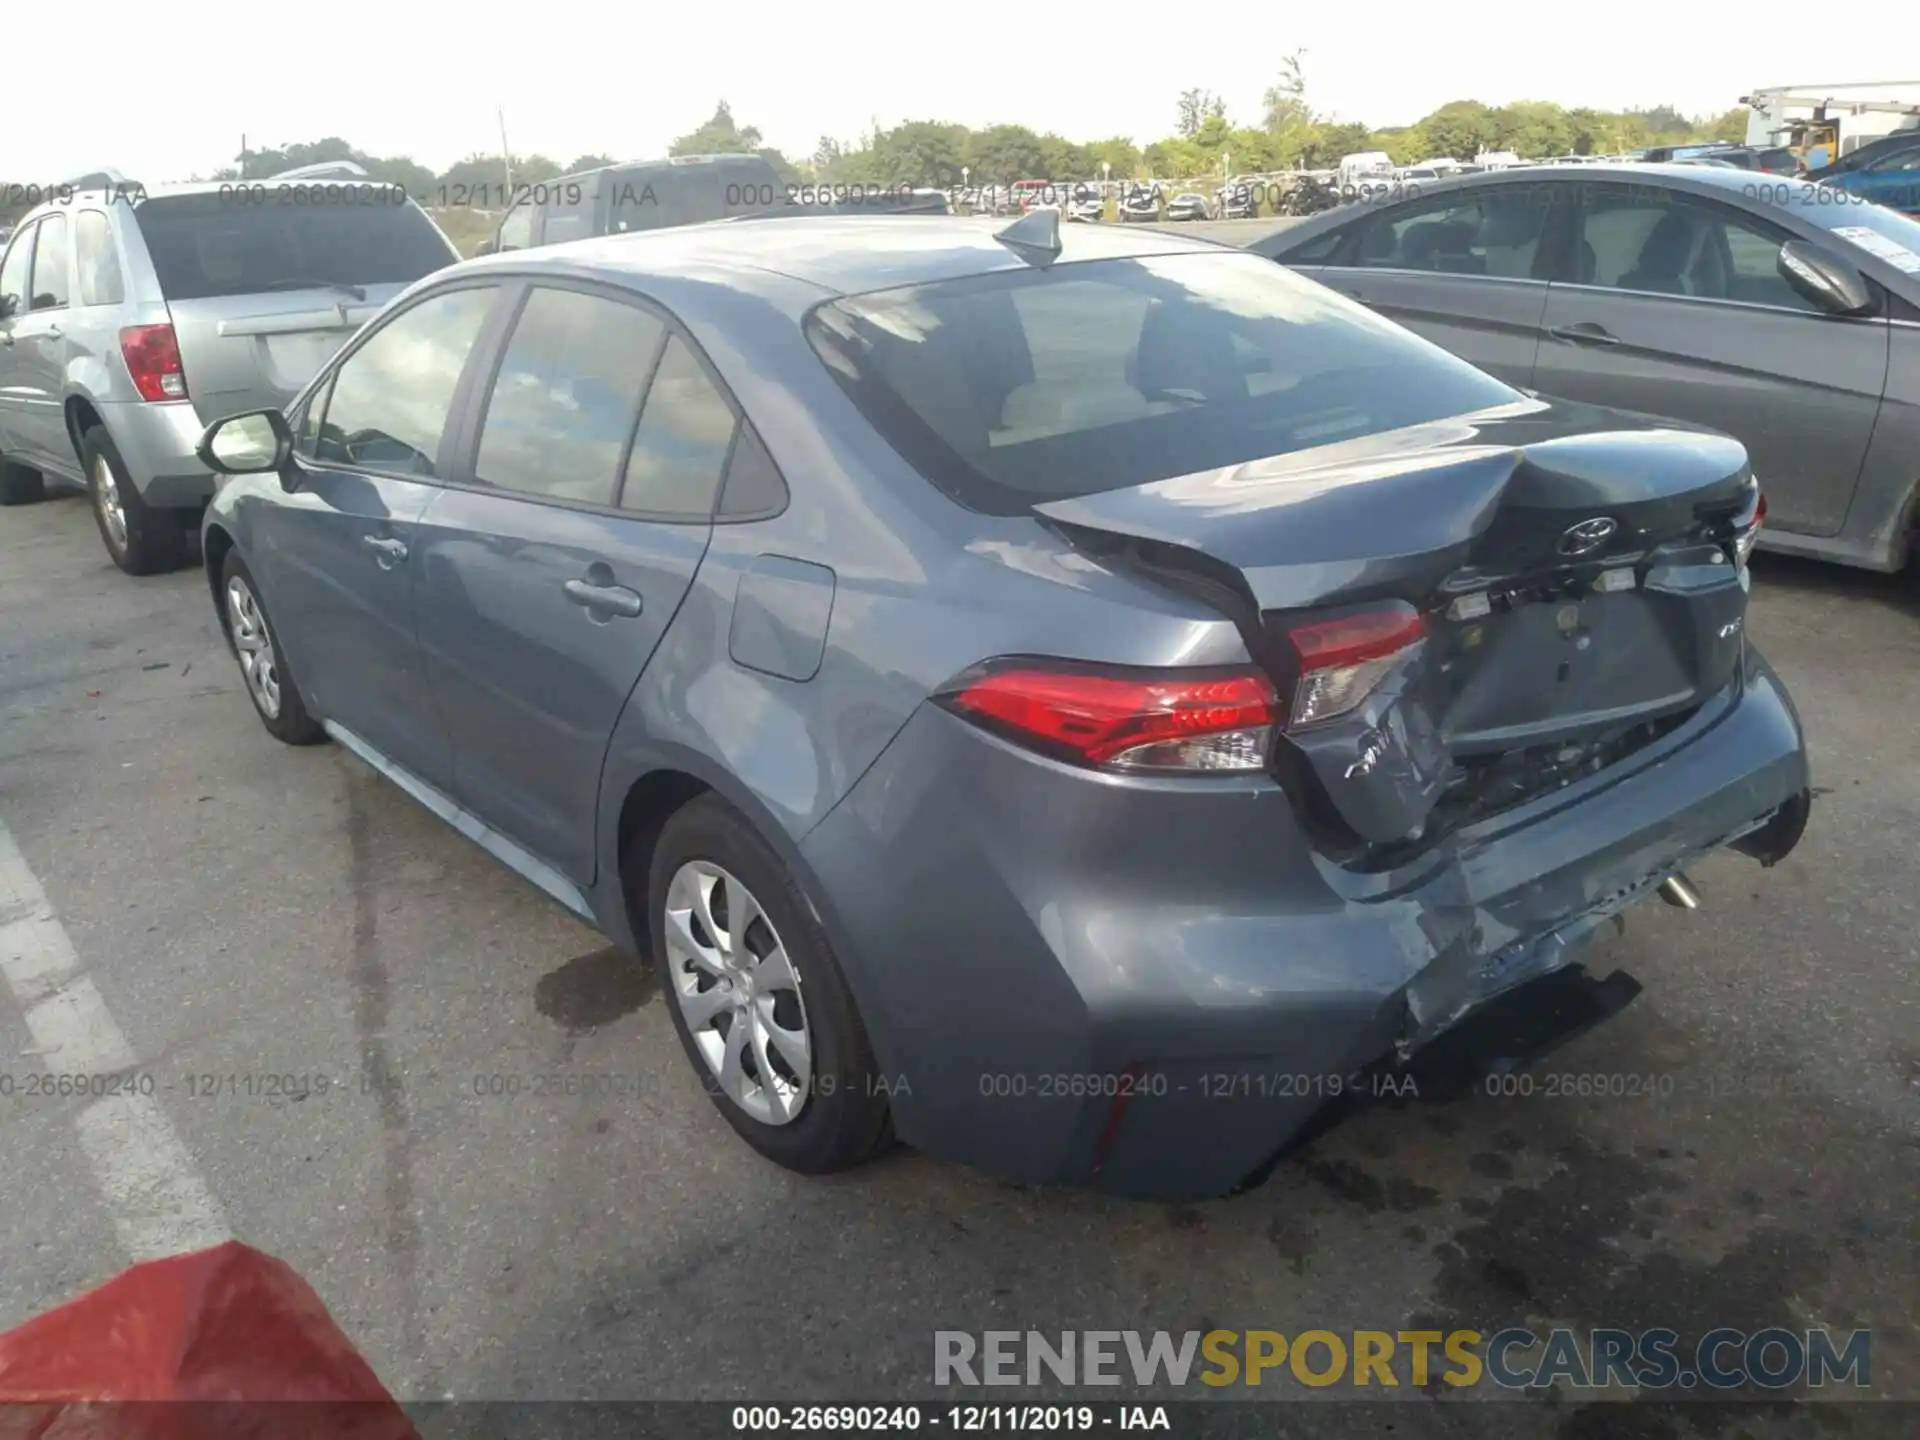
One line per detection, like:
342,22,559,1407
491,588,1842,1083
1309,181,1569,389
2,216,74,468
0,221,50,464
1534,181,1888,536
131,190,459,422
412,281,730,885
258,282,506,792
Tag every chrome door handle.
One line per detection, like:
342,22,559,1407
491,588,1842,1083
1546,322,1620,346
563,579,643,618
360,534,409,566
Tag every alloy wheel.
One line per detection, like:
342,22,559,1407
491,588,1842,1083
663,860,812,1125
94,457,128,551
225,577,283,719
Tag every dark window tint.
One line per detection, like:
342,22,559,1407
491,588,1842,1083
133,193,456,301
315,286,498,475
1282,227,1349,264
28,215,70,309
717,423,787,517
1863,143,1920,173
620,335,737,516
476,288,665,506
539,181,597,245
607,158,784,234
806,250,1522,514
74,211,124,306
0,226,31,314
1354,187,1552,279
495,200,537,252
1577,186,1818,310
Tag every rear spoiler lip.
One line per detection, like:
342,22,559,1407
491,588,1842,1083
213,305,380,338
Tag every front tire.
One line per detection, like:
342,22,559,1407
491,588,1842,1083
83,426,188,575
220,551,325,745
650,795,891,1175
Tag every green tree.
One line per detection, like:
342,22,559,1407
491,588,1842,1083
669,101,796,180
1177,89,1228,139
1369,125,1430,166
1423,100,1498,160
969,124,1051,183
566,154,617,174
1083,136,1145,179
1701,107,1750,143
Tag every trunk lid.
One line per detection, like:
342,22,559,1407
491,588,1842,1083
130,189,458,420
1035,398,1759,860
167,285,408,422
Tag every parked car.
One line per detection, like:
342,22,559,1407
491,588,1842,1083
1117,185,1163,222
192,212,1808,1198
1807,131,1920,213
1165,192,1212,222
1249,163,1920,573
0,174,459,571
1066,186,1105,223
483,154,787,254
1215,184,1258,219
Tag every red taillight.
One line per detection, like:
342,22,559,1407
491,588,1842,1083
1734,488,1767,566
941,664,1280,772
120,324,188,402
1284,603,1427,729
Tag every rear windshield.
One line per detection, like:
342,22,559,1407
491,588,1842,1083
133,193,457,300
805,250,1522,513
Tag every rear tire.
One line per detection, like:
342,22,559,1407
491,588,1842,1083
0,451,44,506
82,426,188,575
220,550,325,746
649,794,891,1175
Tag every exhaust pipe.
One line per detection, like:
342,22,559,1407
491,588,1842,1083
1658,872,1701,910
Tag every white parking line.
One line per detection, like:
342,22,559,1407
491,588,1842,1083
0,819,229,1260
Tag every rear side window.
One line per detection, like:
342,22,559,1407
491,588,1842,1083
75,211,125,306
806,250,1521,515
475,287,666,506
314,285,498,476
0,227,31,314
133,193,457,301
1354,188,1555,279
28,214,70,309
619,335,738,516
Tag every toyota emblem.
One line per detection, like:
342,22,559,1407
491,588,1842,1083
1557,517,1618,556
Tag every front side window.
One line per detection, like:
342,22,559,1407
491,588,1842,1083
74,211,125,307
1577,186,1820,311
807,250,1523,515
314,286,499,475
28,214,71,309
1353,187,1554,279
475,287,665,506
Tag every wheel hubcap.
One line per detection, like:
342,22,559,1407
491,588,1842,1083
225,577,282,719
663,861,812,1126
94,458,127,550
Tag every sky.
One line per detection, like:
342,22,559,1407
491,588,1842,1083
6,1,1914,182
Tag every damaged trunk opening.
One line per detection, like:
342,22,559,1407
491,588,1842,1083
1040,411,1768,869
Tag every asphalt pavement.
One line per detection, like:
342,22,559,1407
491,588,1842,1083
0,485,1914,1436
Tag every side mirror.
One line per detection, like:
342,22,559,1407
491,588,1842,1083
196,409,293,475
475,238,497,255
1777,239,1874,316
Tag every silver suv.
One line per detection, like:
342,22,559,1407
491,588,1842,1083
0,169,458,572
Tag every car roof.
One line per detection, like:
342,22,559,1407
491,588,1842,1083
463,213,1233,297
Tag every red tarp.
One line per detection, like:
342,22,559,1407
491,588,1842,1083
0,1241,418,1439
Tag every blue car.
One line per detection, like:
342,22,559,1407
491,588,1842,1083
1809,131,1920,213
190,213,1809,1198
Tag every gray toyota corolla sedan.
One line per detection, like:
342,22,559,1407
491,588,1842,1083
194,212,1811,1198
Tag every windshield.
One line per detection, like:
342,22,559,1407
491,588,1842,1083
134,193,456,300
806,250,1522,514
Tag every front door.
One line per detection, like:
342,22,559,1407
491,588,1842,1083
1533,182,1888,537
413,284,735,885
257,283,506,791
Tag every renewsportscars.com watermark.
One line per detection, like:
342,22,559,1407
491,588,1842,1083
934,1328,1872,1391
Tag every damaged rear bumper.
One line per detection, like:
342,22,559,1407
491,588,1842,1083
798,645,1809,1201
